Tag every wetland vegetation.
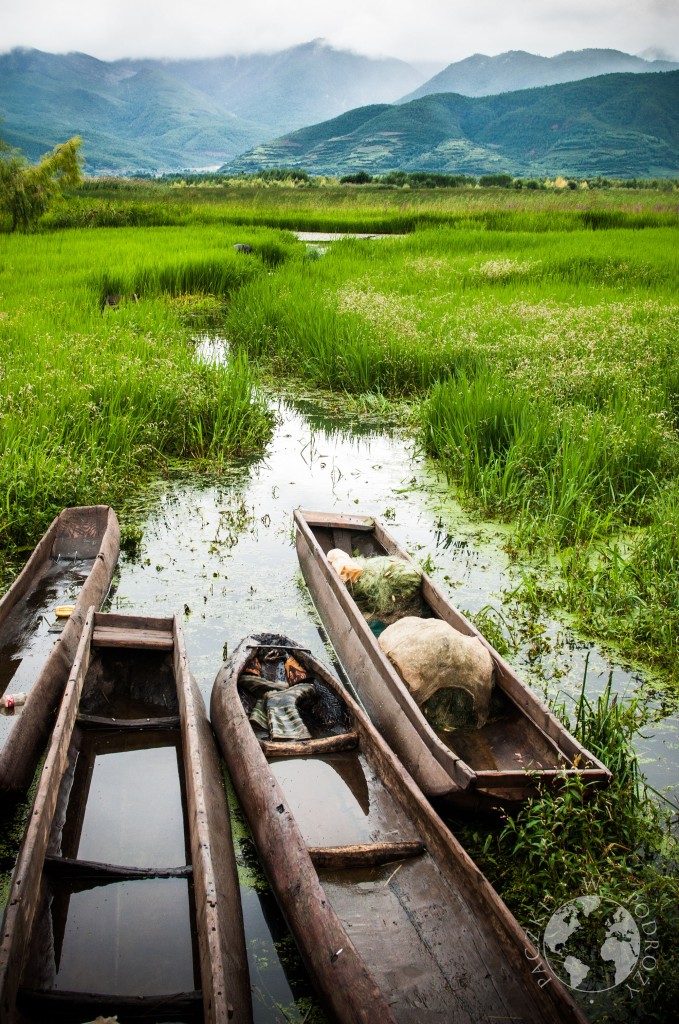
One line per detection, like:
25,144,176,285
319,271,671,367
1,178,677,1022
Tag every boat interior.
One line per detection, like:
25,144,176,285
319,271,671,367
0,563,95,749
307,521,576,775
0,509,111,751
16,633,204,1023
238,642,557,1024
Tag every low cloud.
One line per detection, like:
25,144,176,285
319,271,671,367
3,0,678,64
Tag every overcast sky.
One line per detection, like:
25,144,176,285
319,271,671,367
2,0,678,65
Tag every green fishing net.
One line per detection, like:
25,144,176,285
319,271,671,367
350,555,423,620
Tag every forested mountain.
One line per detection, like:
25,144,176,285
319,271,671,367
401,48,679,102
1,43,677,176
0,42,423,172
226,71,679,178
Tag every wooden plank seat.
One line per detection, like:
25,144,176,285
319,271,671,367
260,731,358,757
17,987,203,1022
92,624,174,650
76,713,181,731
307,841,425,869
43,854,192,882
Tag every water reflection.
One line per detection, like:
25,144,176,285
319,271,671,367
61,738,188,868
25,877,197,996
193,333,229,366
4,391,672,1022
269,753,372,846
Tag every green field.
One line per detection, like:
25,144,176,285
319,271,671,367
0,223,292,553
2,183,678,670
1,180,678,1021
223,219,679,678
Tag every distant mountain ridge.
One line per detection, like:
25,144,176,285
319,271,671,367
0,41,423,172
226,72,679,179
401,48,679,102
0,43,677,175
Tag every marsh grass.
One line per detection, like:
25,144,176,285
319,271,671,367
453,681,678,1021
222,220,678,675
0,226,282,549
45,179,679,234
422,370,673,543
560,483,679,674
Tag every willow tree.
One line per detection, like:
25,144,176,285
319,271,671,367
0,136,83,231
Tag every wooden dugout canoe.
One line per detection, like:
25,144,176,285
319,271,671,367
0,505,121,799
294,509,611,808
0,610,251,1024
210,633,587,1024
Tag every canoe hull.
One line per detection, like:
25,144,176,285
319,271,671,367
212,636,396,1024
294,509,611,808
0,610,251,1024
0,506,121,798
211,633,588,1024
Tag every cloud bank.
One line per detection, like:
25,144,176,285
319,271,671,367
3,0,678,64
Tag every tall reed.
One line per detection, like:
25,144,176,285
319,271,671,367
0,226,280,549
454,677,678,1021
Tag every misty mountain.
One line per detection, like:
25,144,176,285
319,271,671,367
2,43,677,177
400,48,679,102
225,72,679,179
152,40,424,129
0,41,423,172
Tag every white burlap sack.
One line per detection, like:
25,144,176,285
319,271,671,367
327,548,364,584
378,616,494,729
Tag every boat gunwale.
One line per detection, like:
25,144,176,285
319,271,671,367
211,633,588,1024
0,608,251,1024
294,509,611,796
173,616,252,1024
0,607,97,1024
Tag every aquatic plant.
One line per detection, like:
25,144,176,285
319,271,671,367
453,680,678,1023
0,225,279,550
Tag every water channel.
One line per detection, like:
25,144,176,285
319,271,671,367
111,384,677,1022
2,381,677,1022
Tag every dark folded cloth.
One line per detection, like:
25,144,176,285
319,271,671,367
240,674,289,698
266,682,316,740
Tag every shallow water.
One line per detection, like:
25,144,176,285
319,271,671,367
3,391,677,1023
24,876,198,997
111,397,678,805
269,751,418,848
0,558,94,747
67,738,187,867
106,393,677,1021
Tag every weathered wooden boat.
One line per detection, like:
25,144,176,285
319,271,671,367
0,505,120,798
294,509,611,807
0,610,252,1024
211,633,587,1024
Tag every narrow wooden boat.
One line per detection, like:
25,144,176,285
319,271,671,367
211,633,587,1024
294,509,611,807
0,505,120,798
0,610,251,1024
